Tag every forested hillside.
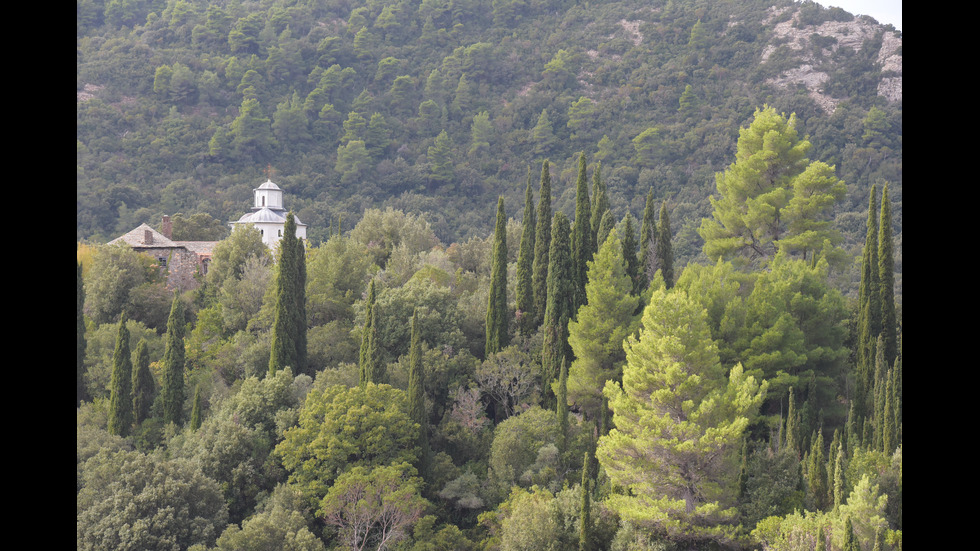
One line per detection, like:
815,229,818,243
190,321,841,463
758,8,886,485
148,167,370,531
77,0,902,549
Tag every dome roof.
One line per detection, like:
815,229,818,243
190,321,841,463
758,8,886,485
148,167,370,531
256,179,281,191
238,207,286,224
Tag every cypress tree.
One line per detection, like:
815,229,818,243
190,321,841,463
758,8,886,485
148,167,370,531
580,450,594,551
596,210,614,251
162,294,186,426
556,356,569,451
190,384,203,431
368,304,385,384
294,225,308,375
621,214,640,296
857,185,880,419
516,169,537,336
77,261,87,405
589,160,608,253
408,309,430,478
269,213,304,375
132,338,154,425
786,387,799,456
656,200,674,288
532,160,553,328
808,428,827,509
833,445,845,511
639,188,656,290
485,197,509,357
359,279,377,387
541,212,573,407
107,314,133,437
878,184,897,369
571,152,592,313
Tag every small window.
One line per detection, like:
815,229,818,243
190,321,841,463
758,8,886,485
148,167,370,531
158,256,167,267
262,196,266,206
278,229,282,237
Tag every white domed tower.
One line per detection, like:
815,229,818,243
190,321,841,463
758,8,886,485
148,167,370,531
230,179,307,248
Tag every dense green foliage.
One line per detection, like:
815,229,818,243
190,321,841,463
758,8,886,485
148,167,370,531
78,0,901,548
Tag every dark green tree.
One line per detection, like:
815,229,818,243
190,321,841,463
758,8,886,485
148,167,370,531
639,188,657,289
532,160,553,328
571,153,592,312
589,161,608,254
878,184,897,370
269,213,306,375
131,338,154,425
107,314,133,437
360,279,377,387
78,261,87,405
656,201,675,288
162,294,186,426
857,185,880,423
516,170,537,336
556,356,569,451
368,304,386,384
621,214,640,296
486,197,509,357
580,451,594,551
541,212,573,407
407,308,430,478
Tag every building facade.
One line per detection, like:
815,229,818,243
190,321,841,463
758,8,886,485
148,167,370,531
229,179,307,248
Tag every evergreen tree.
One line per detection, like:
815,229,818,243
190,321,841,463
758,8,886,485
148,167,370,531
516,168,537,336
621,214,640,296
833,445,845,511
596,210,614,251
597,287,767,545
131,338,154,425
190,384,203,431
78,261,87,406
486,197,510,357
408,309,430,478
786,387,799,456
857,185,880,419
162,294,186,426
589,161,608,253
532,160,553,327
107,314,133,437
571,153,592,313
368,304,385,384
580,451,594,551
567,229,641,420
557,356,569,452
878,184,897,370
698,107,844,265
639,188,656,289
269,213,305,375
807,428,827,510
541,212,573,407
359,279,377,387
656,201,675,288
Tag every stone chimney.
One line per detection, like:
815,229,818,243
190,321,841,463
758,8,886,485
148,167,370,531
144,229,153,244
161,215,172,239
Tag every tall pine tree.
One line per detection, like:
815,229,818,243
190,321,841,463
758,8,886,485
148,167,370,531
162,293,186,426
532,160,553,328
359,279,377,387
269,213,306,375
571,152,592,313
485,197,509,357
107,313,133,437
639,188,657,290
516,168,537,336
408,308,430,478
131,338,154,425
541,212,573,408
589,161,608,253
857,185,880,425
878,184,897,370
656,200,675,288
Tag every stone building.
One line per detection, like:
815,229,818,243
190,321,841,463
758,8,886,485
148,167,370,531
108,216,217,291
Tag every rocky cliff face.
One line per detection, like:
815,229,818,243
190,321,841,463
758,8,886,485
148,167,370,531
762,6,902,113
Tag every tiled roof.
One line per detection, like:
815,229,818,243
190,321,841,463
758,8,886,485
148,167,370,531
108,223,177,248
